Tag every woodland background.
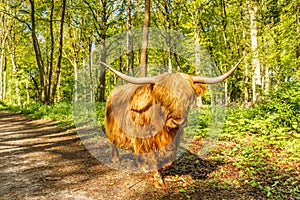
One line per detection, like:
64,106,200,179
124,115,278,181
0,0,299,105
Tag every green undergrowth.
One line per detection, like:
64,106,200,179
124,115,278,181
223,80,299,159
171,81,299,199
0,102,74,127
0,101,107,127
210,80,300,199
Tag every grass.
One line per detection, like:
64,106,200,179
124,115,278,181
0,101,74,127
0,101,107,128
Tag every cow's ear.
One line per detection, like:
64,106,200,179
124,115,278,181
129,84,154,112
193,83,206,96
166,118,184,128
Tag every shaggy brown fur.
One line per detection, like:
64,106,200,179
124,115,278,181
104,72,206,187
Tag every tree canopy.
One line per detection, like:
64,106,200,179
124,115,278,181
0,0,299,105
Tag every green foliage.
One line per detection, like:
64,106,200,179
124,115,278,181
186,106,212,138
95,102,107,126
217,80,300,198
1,102,74,126
0,101,6,108
1,0,299,105
0,101,104,131
256,81,300,132
224,80,299,136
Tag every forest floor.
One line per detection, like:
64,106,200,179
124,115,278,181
0,111,297,200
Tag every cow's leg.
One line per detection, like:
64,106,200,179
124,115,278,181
152,170,165,188
136,154,145,171
136,152,165,188
136,153,154,173
111,145,120,165
149,153,166,188
161,129,182,170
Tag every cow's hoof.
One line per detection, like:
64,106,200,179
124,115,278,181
162,161,173,170
153,171,166,188
111,156,120,165
153,179,166,188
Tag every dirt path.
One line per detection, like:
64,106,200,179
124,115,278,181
0,111,263,200
0,111,154,200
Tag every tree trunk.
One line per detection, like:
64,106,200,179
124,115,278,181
47,0,55,103
240,1,249,104
190,1,203,107
163,0,172,73
97,0,108,102
73,57,79,102
264,63,269,95
29,0,46,103
0,33,7,100
194,30,203,108
7,20,21,105
26,78,30,104
99,39,106,102
3,57,6,100
247,0,261,103
167,32,172,73
244,61,249,102
140,0,150,77
51,0,66,103
127,0,134,75
57,74,61,101
89,43,94,102
0,2,9,101
9,52,21,106
220,0,231,105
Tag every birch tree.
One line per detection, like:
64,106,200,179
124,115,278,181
7,24,21,105
0,1,9,101
247,0,261,103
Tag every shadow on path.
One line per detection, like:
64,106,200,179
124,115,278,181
0,111,111,199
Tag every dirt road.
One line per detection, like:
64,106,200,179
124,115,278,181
0,111,154,199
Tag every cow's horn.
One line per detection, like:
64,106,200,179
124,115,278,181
100,62,157,84
192,57,244,84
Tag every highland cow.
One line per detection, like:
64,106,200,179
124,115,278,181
101,60,242,188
